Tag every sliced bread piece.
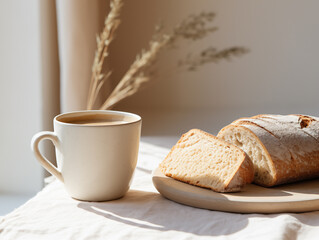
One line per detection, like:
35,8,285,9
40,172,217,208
159,129,254,192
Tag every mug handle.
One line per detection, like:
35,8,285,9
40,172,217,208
31,131,64,182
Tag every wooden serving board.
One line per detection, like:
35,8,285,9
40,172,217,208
152,167,319,213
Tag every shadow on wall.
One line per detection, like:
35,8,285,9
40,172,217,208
109,0,179,111
108,0,319,114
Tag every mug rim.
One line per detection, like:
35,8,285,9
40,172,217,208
54,110,142,127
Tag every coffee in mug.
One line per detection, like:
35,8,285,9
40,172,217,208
31,110,142,201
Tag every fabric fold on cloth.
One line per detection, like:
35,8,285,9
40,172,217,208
1,142,319,240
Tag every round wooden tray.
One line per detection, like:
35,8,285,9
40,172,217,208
152,167,319,213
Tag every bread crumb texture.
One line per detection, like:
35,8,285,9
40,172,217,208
160,129,253,192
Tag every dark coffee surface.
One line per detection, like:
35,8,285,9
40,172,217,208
58,113,131,126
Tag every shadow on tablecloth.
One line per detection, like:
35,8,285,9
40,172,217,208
78,189,250,237
78,189,319,237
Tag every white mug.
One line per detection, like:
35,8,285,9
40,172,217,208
31,110,141,201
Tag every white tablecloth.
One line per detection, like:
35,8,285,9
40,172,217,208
1,142,319,240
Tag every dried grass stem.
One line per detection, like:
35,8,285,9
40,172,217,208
86,2,248,110
86,0,123,110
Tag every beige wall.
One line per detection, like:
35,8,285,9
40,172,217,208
109,0,319,115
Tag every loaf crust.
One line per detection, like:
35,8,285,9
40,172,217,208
218,114,319,187
160,129,254,192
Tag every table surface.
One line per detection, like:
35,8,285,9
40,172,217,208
1,142,319,240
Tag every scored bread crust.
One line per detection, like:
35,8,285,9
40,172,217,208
218,114,319,187
159,129,254,192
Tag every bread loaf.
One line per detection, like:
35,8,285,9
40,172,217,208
159,129,254,192
217,114,319,187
